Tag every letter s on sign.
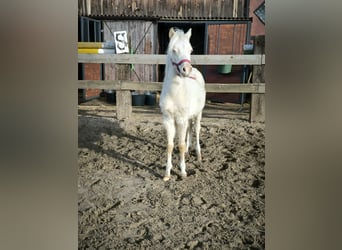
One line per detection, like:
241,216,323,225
114,31,129,54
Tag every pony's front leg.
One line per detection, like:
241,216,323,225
195,112,202,161
177,119,189,178
163,117,175,181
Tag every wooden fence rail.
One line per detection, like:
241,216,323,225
77,80,265,93
78,54,265,65
78,53,265,122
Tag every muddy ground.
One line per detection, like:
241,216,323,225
78,99,265,249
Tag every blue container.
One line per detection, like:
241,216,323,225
106,92,115,103
145,93,156,106
132,93,146,106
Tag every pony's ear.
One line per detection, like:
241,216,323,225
169,28,176,38
185,28,192,39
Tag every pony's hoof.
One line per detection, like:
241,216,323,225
197,154,202,162
181,172,187,179
163,176,171,181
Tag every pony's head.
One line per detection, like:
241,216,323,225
167,28,193,77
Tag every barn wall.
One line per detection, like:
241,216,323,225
103,20,157,84
79,0,246,18
207,24,246,55
206,23,248,104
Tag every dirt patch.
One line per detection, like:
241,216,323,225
78,100,265,249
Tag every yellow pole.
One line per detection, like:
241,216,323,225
78,42,103,49
78,48,100,54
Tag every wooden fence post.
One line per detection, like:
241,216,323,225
250,36,265,123
116,90,132,120
116,64,132,120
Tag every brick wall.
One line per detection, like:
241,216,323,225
250,0,265,37
83,63,102,100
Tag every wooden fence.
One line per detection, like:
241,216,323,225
78,53,265,122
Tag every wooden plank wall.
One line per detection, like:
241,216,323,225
103,20,157,85
207,24,247,55
79,0,246,18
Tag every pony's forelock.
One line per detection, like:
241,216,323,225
167,29,189,54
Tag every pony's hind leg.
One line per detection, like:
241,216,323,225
195,112,202,161
163,116,176,181
186,120,192,153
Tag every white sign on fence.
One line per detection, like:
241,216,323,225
113,31,129,54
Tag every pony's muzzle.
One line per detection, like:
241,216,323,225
180,62,192,77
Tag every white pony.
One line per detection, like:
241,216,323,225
159,28,206,181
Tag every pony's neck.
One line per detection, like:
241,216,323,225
165,54,176,79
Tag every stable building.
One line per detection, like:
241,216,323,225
78,0,265,104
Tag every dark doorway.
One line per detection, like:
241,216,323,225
78,16,104,102
157,22,205,81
